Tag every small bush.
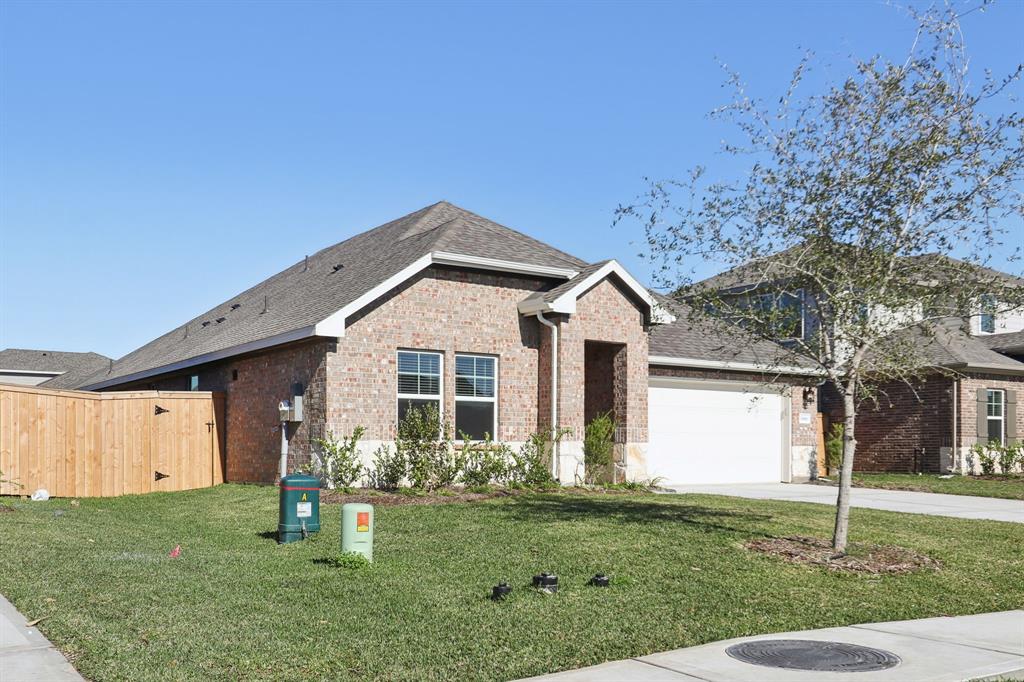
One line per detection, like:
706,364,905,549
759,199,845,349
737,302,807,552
396,403,457,490
370,444,406,490
997,442,1021,475
508,429,567,486
825,422,844,472
972,442,997,475
583,412,615,484
312,427,366,489
461,432,510,487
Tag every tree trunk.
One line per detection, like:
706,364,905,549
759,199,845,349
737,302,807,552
832,385,858,554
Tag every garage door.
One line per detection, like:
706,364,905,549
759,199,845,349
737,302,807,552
647,379,785,485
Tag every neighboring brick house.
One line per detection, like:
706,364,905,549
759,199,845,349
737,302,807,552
820,320,1023,473
76,201,818,485
699,249,1024,474
0,348,110,388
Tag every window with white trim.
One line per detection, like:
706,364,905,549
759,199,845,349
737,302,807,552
980,294,996,334
397,350,442,427
455,354,497,440
987,389,1005,445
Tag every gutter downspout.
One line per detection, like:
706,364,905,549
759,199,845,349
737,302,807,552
535,312,559,480
952,378,959,474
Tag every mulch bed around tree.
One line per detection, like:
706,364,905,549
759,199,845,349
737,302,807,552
745,535,941,574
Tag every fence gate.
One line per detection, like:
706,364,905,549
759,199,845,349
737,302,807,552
0,384,225,497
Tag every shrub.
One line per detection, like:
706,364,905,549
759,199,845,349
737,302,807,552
997,442,1021,475
824,422,844,472
460,432,510,487
369,444,405,490
312,427,366,489
972,442,997,475
396,403,456,490
508,428,567,487
583,412,616,484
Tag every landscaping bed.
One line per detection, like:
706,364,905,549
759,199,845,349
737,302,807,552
1,485,1022,681
813,473,1024,500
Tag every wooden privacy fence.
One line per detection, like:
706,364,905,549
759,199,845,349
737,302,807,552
0,384,225,497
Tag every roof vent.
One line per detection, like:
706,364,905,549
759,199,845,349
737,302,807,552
230,303,241,310
201,321,211,327
215,317,226,324
332,263,344,273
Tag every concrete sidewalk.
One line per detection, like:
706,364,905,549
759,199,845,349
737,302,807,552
521,610,1024,681
0,594,82,681
666,482,1024,523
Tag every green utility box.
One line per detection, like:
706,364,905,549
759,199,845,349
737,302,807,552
341,503,374,561
278,474,321,544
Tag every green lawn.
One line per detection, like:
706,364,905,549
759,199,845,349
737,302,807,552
848,472,1024,500
1,485,1022,681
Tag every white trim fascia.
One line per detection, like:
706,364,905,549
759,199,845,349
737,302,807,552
431,252,579,279
648,354,823,377
0,369,63,376
516,259,676,324
316,252,579,338
91,251,584,389
315,254,435,337
82,325,318,391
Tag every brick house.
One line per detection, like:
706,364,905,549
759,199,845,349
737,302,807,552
699,250,1024,474
78,202,819,485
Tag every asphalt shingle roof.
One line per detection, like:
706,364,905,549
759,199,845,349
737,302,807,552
0,349,111,389
977,330,1024,355
648,298,813,369
82,202,586,388
877,318,1024,374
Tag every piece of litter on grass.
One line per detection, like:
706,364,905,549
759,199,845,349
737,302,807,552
26,616,49,628
938,474,954,479
169,544,182,558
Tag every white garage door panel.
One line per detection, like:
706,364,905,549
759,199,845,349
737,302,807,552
648,382,784,485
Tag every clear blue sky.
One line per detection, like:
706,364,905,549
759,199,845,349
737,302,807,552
2,0,1021,359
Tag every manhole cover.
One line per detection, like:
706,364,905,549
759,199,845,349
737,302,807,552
726,639,901,672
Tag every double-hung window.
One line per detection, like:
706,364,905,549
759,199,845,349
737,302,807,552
397,350,442,426
455,354,497,440
980,294,996,334
987,389,1006,445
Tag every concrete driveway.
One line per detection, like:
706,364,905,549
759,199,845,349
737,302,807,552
665,482,1024,523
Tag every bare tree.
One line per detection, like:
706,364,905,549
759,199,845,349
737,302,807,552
617,2,1023,553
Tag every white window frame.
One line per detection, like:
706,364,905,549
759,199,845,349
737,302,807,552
979,294,997,334
189,374,199,391
454,353,498,441
987,389,1006,446
396,350,444,426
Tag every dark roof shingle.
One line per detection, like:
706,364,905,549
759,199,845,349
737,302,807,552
83,202,586,388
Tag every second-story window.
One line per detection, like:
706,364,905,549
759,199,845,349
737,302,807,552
980,294,996,334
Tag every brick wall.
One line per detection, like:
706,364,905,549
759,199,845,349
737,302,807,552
820,376,954,473
557,278,649,442
329,266,551,443
957,373,1024,448
108,338,333,483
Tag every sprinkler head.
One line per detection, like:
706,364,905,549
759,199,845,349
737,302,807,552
589,573,610,587
532,572,558,593
491,582,512,601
